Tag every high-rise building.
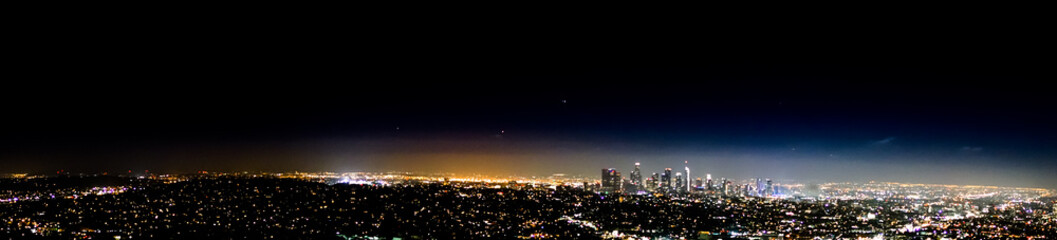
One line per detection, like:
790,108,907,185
601,168,622,193
721,178,730,195
755,178,765,196
765,179,774,197
684,161,691,193
694,178,703,189
630,162,642,191
662,168,672,191
649,172,660,190
645,175,657,191
706,174,713,190
675,172,685,192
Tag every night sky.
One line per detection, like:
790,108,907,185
2,26,1055,189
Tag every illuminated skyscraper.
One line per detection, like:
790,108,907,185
601,168,622,193
630,162,642,191
675,172,685,192
684,161,691,193
721,178,729,195
756,178,765,196
646,173,659,191
706,174,713,190
765,179,774,197
662,168,672,191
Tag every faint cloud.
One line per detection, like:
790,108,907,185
871,137,896,145
961,146,983,152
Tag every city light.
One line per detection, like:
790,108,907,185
2,170,1054,239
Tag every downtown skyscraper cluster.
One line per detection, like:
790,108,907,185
598,162,779,198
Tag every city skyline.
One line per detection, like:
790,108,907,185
1,155,1051,190
4,12,1055,239
6,9,1057,239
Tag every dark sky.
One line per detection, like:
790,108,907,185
2,17,1055,188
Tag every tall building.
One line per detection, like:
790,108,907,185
706,174,713,190
721,178,729,195
765,179,774,197
650,172,659,189
755,178,765,196
630,162,642,191
684,161,691,193
645,175,658,191
601,168,622,193
675,172,685,192
694,178,703,189
662,168,672,191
